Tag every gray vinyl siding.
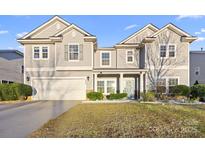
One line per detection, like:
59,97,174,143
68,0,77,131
190,52,205,85
0,52,23,83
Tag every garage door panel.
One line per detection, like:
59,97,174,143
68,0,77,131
32,78,86,100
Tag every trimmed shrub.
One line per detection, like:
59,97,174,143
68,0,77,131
106,93,127,100
0,83,32,101
141,91,156,102
87,92,103,101
0,84,18,101
171,85,190,97
191,84,205,98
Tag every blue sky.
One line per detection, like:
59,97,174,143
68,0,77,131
0,15,204,51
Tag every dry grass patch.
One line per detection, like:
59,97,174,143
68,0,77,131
30,103,205,138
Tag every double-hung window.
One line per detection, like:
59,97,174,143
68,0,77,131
126,50,134,63
97,79,116,94
69,44,79,61
168,45,176,57
160,45,166,58
33,47,40,59
97,81,105,93
160,44,176,58
156,78,166,93
33,46,49,60
107,81,116,94
101,52,110,66
168,78,178,93
42,47,48,59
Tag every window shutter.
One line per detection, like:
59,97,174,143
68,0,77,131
64,45,68,61
79,44,83,61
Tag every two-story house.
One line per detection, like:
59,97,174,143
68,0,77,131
18,16,196,100
0,50,24,84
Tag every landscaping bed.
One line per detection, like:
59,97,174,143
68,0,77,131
30,103,205,138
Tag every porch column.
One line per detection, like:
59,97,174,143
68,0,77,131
93,73,97,92
119,73,123,93
144,73,147,92
140,72,144,93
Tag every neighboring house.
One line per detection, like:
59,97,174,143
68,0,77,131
17,16,196,100
190,50,205,85
0,50,24,84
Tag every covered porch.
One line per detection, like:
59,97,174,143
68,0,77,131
93,69,147,99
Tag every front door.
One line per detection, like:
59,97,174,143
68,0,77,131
123,78,135,99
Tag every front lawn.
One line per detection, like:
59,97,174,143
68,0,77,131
30,103,205,138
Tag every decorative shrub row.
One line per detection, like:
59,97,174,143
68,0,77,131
171,85,190,97
87,92,104,100
87,92,128,100
0,83,32,101
190,84,205,99
106,93,127,100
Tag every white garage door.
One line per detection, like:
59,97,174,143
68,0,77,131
32,78,86,100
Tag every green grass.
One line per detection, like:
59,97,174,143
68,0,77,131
30,103,205,138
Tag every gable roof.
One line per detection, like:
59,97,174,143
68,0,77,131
54,23,93,37
151,23,192,37
119,24,159,44
21,16,71,39
0,50,23,56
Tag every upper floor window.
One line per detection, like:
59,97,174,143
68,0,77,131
195,67,200,76
33,46,49,60
168,45,176,57
69,44,79,61
42,47,48,59
126,50,134,63
160,45,166,58
160,44,176,58
101,52,111,66
33,47,40,59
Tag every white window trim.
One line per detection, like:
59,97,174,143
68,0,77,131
97,78,116,95
168,44,176,58
32,45,49,60
167,77,179,93
126,50,134,64
32,46,40,60
68,43,80,62
159,44,176,59
159,76,180,93
159,44,167,59
100,51,111,67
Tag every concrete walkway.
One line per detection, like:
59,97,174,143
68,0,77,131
0,100,78,138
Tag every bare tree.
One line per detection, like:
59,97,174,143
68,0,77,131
145,30,184,93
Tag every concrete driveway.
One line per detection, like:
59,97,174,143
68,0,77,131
0,100,79,138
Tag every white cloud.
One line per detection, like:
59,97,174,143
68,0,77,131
195,32,201,35
124,24,138,31
7,47,14,50
196,37,205,42
0,30,8,34
176,15,203,20
201,28,205,33
16,32,28,38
